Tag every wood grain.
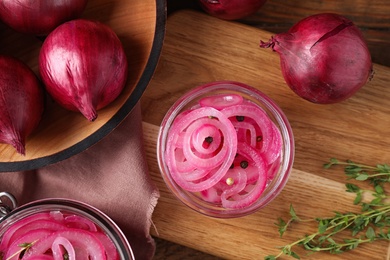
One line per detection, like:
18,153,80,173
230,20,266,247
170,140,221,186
243,0,390,70
167,0,390,67
142,10,390,259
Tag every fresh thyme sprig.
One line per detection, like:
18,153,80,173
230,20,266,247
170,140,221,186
1,241,35,260
265,158,390,260
324,158,390,184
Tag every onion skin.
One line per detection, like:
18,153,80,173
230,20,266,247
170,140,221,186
0,55,44,155
198,0,267,20
0,0,88,35
260,13,373,104
39,19,128,121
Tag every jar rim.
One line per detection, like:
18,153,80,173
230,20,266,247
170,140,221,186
0,198,135,260
157,81,295,218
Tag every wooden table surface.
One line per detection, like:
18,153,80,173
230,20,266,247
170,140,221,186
143,10,390,259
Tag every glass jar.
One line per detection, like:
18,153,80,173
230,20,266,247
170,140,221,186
0,192,134,259
157,81,295,218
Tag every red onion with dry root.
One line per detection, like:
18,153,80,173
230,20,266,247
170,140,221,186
260,13,373,104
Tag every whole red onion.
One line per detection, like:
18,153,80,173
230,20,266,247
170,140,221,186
0,55,44,155
39,19,128,122
260,13,373,104
0,0,88,35
198,0,267,20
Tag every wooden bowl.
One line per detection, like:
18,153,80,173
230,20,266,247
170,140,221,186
0,0,166,171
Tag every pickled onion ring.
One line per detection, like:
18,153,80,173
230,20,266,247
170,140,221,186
231,120,258,147
267,159,281,180
220,168,247,204
221,104,272,153
0,212,119,259
200,168,247,203
200,186,221,203
164,91,285,210
181,168,209,182
26,256,54,260
93,232,120,260
7,220,68,247
166,107,237,192
23,230,106,259
51,237,76,260
4,229,53,260
0,212,51,251
191,124,222,155
65,215,98,232
222,142,267,209
265,123,282,164
243,165,259,185
182,118,227,169
199,93,243,110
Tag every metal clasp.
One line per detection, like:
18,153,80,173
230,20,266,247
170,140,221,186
0,192,17,221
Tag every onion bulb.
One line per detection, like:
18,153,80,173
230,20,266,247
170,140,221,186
0,0,88,35
39,19,128,121
198,0,267,20
260,13,373,104
0,55,44,155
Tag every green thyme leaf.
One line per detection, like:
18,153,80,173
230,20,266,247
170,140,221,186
289,204,298,220
377,164,390,173
318,219,329,234
266,159,390,259
276,218,287,237
366,227,376,240
290,251,300,259
355,173,369,181
345,183,360,193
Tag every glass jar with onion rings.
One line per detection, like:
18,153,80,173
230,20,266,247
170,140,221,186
157,81,295,218
0,192,135,259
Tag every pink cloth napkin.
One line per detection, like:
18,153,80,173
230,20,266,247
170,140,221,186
0,102,159,260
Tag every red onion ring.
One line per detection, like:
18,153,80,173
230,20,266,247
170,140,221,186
221,104,273,153
199,93,243,109
166,107,237,192
222,142,267,209
164,92,284,210
0,211,119,259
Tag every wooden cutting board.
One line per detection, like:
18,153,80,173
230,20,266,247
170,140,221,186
141,10,390,259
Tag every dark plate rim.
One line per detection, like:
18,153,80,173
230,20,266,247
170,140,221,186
0,0,167,172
